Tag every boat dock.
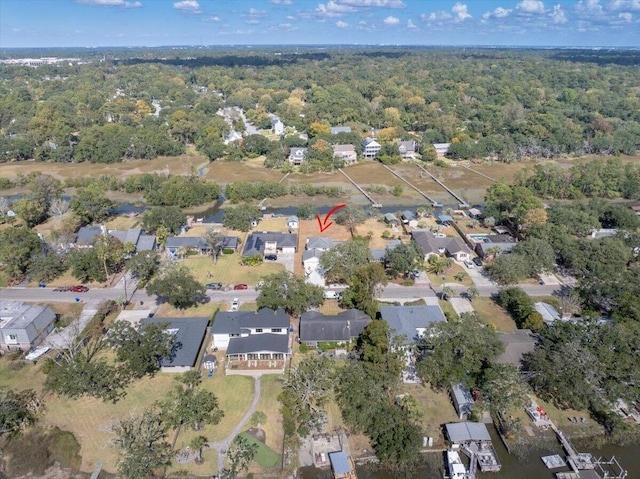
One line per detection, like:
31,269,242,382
379,163,440,206
337,168,382,208
414,163,469,207
460,165,497,183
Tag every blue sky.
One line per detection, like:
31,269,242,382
1,0,638,48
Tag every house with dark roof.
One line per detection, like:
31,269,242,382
0,301,56,352
383,212,400,227
474,234,516,258
361,137,381,158
379,305,447,346
370,239,401,263
242,231,298,257
139,316,209,373
494,329,538,368
75,226,103,248
299,309,371,346
211,308,291,373
306,237,341,251
411,229,472,262
165,236,211,258
288,147,308,166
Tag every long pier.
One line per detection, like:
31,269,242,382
337,168,382,207
258,172,289,209
460,165,497,183
414,163,469,207
378,163,439,206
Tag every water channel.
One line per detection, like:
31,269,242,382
299,424,640,479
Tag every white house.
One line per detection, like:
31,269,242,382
433,143,451,158
397,140,417,160
287,216,299,230
288,147,308,166
0,301,56,352
361,137,381,158
332,144,358,165
271,116,285,136
303,248,326,287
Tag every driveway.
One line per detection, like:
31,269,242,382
449,297,475,316
460,262,496,288
276,253,295,273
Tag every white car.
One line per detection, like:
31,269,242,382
464,260,474,269
324,290,340,299
230,298,239,311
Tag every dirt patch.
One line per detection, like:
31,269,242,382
246,427,267,443
0,426,82,478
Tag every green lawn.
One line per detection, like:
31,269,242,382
472,297,517,332
237,431,280,468
429,263,474,286
182,254,284,286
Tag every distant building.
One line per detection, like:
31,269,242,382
330,126,352,135
0,301,56,352
397,140,417,160
433,143,451,157
288,147,308,166
411,229,472,262
271,115,285,136
361,137,381,158
332,144,358,165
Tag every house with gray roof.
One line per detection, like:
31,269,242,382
384,213,400,227
474,234,516,258
379,305,446,346
445,422,491,444
109,228,156,252
288,147,308,166
0,301,56,352
165,236,211,258
535,302,561,324
451,383,475,420
140,316,209,373
242,231,298,257
397,140,418,160
361,137,381,158
299,309,371,346
495,329,538,368
371,239,401,263
211,308,291,373
306,237,341,251
330,126,351,135
433,142,451,158
76,226,156,252
411,229,472,262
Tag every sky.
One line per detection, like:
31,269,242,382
0,0,638,49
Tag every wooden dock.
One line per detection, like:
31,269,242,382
378,163,439,206
337,168,382,207
414,163,469,207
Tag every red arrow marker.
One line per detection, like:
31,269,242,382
316,204,347,233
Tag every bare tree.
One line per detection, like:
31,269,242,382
48,198,70,217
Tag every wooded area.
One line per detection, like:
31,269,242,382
1,47,639,165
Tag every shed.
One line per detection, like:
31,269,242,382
445,422,491,444
451,383,475,420
329,451,356,479
384,213,399,226
437,214,454,224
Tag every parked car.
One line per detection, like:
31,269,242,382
264,254,278,261
230,298,239,311
472,257,483,267
233,283,248,290
70,285,89,292
323,290,341,299
464,260,474,269
206,282,223,290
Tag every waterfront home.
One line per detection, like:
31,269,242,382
411,229,472,262
329,451,357,479
243,231,298,257
379,305,446,347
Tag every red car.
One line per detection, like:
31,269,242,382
70,285,89,293
233,284,248,290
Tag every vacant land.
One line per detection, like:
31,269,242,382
472,297,518,332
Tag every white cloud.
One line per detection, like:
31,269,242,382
249,8,265,15
482,7,512,19
608,0,640,10
173,0,200,13
383,15,400,24
316,1,357,17
339,0,405,7
551,4,568,22
208,16,220,22
618,11,633,20
406,19,418,29
576,0,604,13
421,11,453,22
452,2,472,21
336,20,349,27
517,0,545,13
270,0,294,4
77,0,141,7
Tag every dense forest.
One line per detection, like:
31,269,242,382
1,47,639,166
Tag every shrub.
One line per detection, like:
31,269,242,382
222,248,235,255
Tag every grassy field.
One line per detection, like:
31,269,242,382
472,297,518,332
155,300,222,319
429,263,474,287
237,432,280,468
182,253,284,286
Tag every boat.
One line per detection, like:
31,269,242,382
446,450,468,479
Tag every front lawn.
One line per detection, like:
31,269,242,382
237,431,280,468
429,263,474,286
181,254,284,286
472,297,517,332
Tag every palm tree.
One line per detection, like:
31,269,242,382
190,435,208,465
442,285,454,301
454,271,467,282
467,286,480,302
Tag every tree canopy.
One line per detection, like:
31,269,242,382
256,270,324,316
